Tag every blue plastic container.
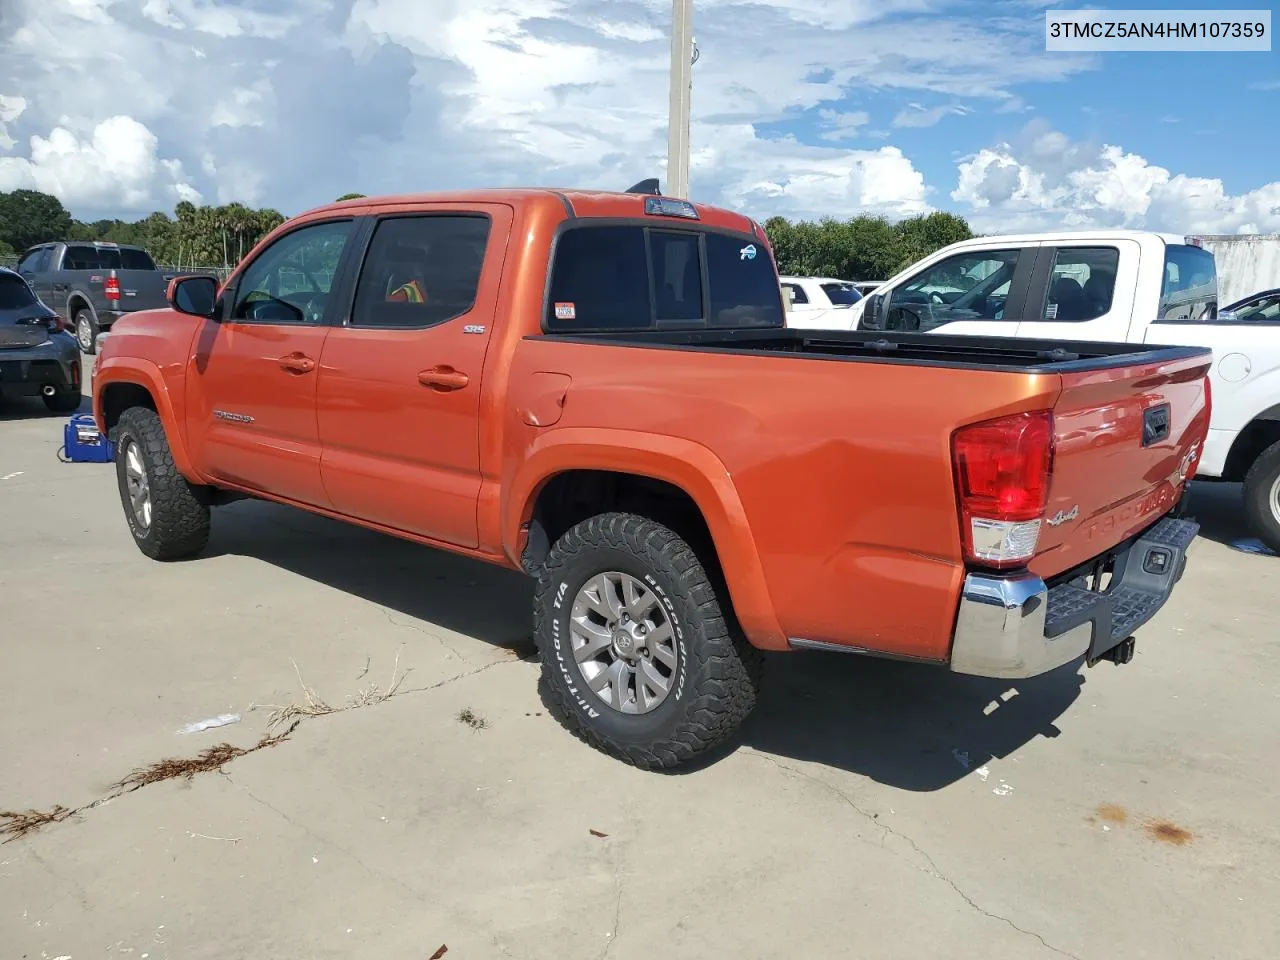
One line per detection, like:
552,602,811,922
62,413,115,463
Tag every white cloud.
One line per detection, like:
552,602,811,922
891,103,970,128
953,123,1280,234
140,0,300,38
0,115,201,211
0,93,27,150
818,109,871,141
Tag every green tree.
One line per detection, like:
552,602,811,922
336,193,366,201
765,210,974,281
0,189,74,251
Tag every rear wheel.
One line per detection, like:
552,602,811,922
533,512,762,770
75,310,97,355
1243,441,1280,554
43,387,82,414
113,407,210,560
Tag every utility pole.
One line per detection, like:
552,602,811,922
666,0,694,198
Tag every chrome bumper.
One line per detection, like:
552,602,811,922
950,516,1199,679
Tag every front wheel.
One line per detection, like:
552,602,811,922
533,513,762,770
1243,440,1280,554
113,407,210,561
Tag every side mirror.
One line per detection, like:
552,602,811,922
168,275,219,319
864,293,885,329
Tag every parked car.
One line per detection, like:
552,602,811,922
779,275,863,328
0,266,83,412
93,188,1210,769
821,230,1280,552
15,241,175,355
1222,288,1280,323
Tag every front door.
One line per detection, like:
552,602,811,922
883,245,1037,338
185,218,355,507
316,205,512,548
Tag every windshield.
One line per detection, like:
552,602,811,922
821,282,863,306
1233,292,1280,322
0,273,39,310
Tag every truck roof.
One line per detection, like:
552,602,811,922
314,188,761,234
947,229,1189,248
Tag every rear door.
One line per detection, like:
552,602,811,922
1014,239,1140,342
185,218,355,507
882,244,1039,337
316,204,511,548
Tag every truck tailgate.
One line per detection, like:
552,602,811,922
1033,350,1211,578
112,269,171,312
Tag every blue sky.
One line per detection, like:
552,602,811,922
0,0,1277,234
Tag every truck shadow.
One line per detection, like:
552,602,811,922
1183,479,1250,547
207,498,1085,789
738,652,1083,791
0,394,88,420
206,499,538,656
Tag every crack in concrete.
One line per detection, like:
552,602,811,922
379,608,476,668
225,774,431,906
746,752,1082,960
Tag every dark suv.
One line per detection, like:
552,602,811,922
0,267,82,412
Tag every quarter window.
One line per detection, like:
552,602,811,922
781,283,809,305
350,215,491,329
1036,247,1119,322
1232,293,1280,322
232,220,352,324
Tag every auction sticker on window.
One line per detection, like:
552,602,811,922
554,302,576,321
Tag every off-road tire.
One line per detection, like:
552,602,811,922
43,387,82,414
1243,440,1280,554
114,407,210,561
534,512,763,770
75,310,97,355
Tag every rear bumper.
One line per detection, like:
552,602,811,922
950,515,1198,679
0,333,82,396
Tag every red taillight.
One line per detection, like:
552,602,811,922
104,276,121,302
952,411,1055,569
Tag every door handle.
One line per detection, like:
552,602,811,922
418,366,470,391
279,354,316,374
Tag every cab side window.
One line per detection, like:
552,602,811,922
17,248,49,273
887,250,1020,331
350,215,492,329
1035,247,1119,322
232,220,352,324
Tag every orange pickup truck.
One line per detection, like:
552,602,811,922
93,185,1211,769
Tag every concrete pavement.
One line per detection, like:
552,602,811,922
1,389,1277,959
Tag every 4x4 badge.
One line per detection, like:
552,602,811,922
1046,505,1080,527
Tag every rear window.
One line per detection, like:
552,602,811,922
120,248,157,270
545,224,783,332
61,245,156,271
1160,244,1218,321
821,282,862,306
0,273,39,309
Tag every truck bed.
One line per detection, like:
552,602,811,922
533,327,1209,373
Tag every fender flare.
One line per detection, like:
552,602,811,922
64,289,98,322
505,427,787,650
94,356,203,483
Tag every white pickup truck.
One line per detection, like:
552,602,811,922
808,230,1280,550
